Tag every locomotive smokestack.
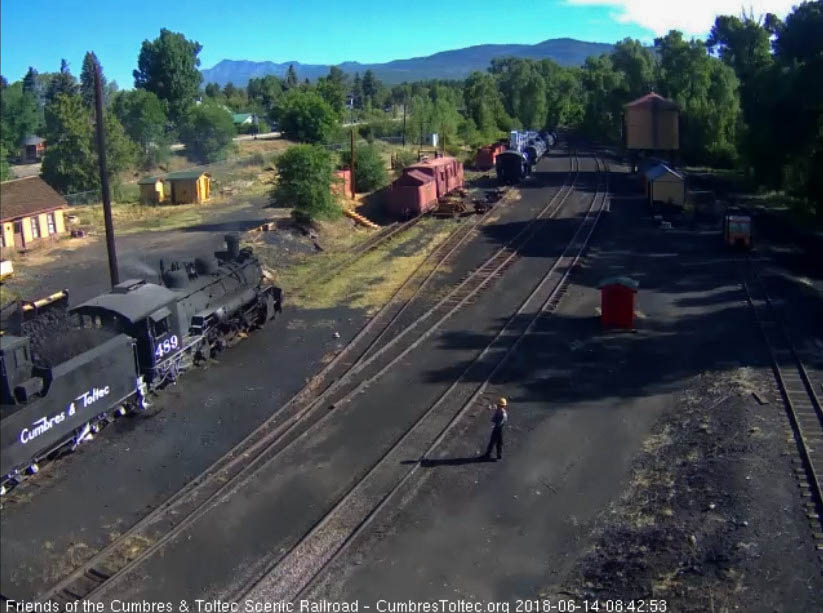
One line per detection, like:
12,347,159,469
225,234,240,260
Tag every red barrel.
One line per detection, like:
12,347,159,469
598,276,638,329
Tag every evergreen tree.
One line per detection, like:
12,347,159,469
22,67,38,96
80,52,105,108
46,59,79,105
285,64,298,90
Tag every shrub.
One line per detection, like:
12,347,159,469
344,144,388,192
394,149,418,171
178,102,236,163
270,145,340,222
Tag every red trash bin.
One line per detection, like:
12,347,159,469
598,276,639,329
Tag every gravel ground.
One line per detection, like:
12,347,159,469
305,154,823,610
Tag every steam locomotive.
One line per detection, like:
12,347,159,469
0,235,282,492
496,130,556,184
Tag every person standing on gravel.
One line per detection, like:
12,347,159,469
481,397,508,461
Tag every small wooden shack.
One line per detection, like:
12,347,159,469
0,176,67,252
137,176,168,205
644,164,685,207
623,93,679,151
165,170,211,204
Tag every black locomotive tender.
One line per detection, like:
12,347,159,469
0,235,282,492
495,129,557,184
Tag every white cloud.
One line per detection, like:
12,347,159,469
566,0,797,36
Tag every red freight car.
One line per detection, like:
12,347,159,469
388,156,464,218
475,143,506,170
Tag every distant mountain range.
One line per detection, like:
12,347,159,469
200,38,614,87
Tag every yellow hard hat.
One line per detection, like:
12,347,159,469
497,397,507,407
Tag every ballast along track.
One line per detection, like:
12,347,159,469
238,155,609,602
35,153,579,606
743,262,823,566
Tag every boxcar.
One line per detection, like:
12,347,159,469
388,156,464,218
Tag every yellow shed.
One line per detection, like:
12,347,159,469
624,93,679,151
137,176,168,205
644,164,685,207
166,170,211,204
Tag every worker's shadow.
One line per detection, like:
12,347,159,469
401,456,494,467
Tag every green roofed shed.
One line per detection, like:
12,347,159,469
232,113,253,125
165,171,211,204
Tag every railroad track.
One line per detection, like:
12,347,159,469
742,262,823,563
36,153,581,606
236,154,609,601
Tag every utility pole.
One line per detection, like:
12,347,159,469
93,53,119,287
350,128,356,200
402,100,406,147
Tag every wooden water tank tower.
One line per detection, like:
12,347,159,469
623,93,679,156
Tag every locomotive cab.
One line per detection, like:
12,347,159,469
0,336,35,406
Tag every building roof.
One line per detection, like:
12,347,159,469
22,135,45,146
624,92,679,111
0,176,69,222
232,113,253,124
644,163,684,181
137,176,165,185
165,170,211,181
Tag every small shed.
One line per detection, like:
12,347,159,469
137,176,168,205
22,136,46,162
598,276,638,329
165,170,211,204
333,169,352,198
623,93,679,151
0,176,68,252
644,164,685,207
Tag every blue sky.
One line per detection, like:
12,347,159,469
0,0,797,88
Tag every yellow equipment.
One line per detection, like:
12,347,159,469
497,397,507,407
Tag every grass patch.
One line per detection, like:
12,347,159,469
256,217,454,314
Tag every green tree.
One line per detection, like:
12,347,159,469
80,52,106,108
316,67,347,117
111,88,169,167
22,67,37,96
42,91,136,193
274,89,338,143
204,82,221,98
1,81,41,149
464,71,510,138
177,102,236,163
0,139,13,181
610,39,657,100
285,64,298,90
248,75,283,115
134,28,203,123
41,93,97,193
223,82,236,98
347,144,387,192
362,70,380,108
579,54,622,140
655,30,741,164
271,144,339,222
99,111,138,194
